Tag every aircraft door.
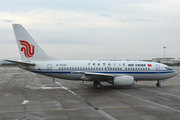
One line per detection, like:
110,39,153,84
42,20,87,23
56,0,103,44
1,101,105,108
156,65,160,74
106,66,111,73
47,64,52,73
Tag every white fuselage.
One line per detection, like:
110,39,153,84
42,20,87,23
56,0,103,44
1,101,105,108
20,60,177,81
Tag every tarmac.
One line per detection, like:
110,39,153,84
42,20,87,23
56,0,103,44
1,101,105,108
0,66,179,120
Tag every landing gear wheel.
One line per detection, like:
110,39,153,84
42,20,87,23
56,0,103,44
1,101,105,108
156,81,161,87
93,81,98,87
93,81,102,89
96,83,102,89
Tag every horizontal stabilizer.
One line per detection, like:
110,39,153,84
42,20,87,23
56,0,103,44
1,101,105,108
4,59,35,66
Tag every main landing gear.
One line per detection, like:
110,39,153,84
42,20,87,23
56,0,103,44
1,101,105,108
156,80,161,87
93,81,102,89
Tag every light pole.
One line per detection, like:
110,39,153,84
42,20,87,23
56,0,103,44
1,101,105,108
163,46,166,58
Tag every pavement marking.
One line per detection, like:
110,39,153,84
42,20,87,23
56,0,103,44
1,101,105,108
44,84,54,86
101,104,180,109
25,85,67,90
155,96,172,101
115,90,180,113
140,88,180,99
22,100,29,104
55,81,117,120
0,104,179,113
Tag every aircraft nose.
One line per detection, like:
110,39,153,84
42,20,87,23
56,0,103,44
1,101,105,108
172,70,178,76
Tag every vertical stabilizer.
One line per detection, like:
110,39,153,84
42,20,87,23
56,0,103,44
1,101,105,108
13,24,59,62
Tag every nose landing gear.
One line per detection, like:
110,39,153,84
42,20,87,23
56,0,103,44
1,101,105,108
156,80,161,87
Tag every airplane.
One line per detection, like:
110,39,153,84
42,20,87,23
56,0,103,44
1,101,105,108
5,24,177,89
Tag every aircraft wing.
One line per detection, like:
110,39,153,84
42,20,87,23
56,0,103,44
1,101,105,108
72,71,115,81
4,59,36,66
84,72,115,77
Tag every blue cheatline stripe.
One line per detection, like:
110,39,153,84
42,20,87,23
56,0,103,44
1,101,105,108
29,69,176,74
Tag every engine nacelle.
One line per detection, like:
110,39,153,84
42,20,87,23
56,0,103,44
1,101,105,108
113,76,134,86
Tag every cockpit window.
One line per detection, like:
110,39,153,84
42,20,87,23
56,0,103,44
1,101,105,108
165,67,172,70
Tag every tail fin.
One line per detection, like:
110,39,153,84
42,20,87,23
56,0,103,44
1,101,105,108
13,24,59,62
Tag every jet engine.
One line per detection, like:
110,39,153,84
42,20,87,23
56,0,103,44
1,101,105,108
113,76,134,86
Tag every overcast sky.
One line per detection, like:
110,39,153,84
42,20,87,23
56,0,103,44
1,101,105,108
0,0,179,60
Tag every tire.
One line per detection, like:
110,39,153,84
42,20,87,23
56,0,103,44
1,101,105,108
156,83,161,87
96,83,102,89
93,81,97,87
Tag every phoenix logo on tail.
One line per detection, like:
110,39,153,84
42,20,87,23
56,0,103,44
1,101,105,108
19,40,35,58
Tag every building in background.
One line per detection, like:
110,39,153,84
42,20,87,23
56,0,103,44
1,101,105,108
152,58,180,64
141,59,152,62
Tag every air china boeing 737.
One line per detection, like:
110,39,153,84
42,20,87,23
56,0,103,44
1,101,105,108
5,24,177,89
